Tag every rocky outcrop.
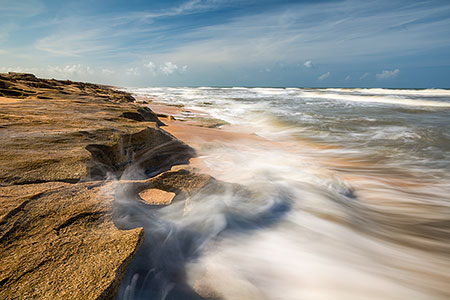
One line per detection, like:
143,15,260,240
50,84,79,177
120,107,166,126
0,73,195,299
114,168,216,211
0,72,135,102
0,181,143,300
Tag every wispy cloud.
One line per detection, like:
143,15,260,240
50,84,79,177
0,64,96,79
29,0,450,66
101,68,116,75
143,0,450,67
318,72,330,81
2,0,450,86
304,60,313,68
35,30,114,57
130,0,227,21
126,67,141,76
0,66,40,74
376,69,400,80
32,0,236,58
0,0,45,17
47,64,94,76
345,75,351,81
360,72,370,80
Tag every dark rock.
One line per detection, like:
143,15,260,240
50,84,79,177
0,80,12,89
7,72,39,82
120,111,145,121
120,107,166,127
0,89,23,97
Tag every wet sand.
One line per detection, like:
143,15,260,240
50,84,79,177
144,101,450,299
147,101,449,211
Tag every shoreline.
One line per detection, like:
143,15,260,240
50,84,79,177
143,98,450,211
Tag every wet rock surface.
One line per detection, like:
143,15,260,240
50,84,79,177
0,73,196,299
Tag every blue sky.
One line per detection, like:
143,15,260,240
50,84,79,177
1,0,450,87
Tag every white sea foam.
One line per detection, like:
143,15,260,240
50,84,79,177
322,88,450,97
179,144,450,299
252,87,290,95
118,86,450,299
297,91,450,107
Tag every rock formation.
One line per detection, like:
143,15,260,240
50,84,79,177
0,73,196,299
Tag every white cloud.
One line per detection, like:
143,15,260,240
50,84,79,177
102,68,116,75
376,68,400,80
29,0,450,76
0,64,98,80
5,1,449,86
35,30,112,57
318,71,330,81
360,72,370,80
47,64,92,76
160,62,178,75
141,61,188,75
144,61,156,73
141,1,450,69
132,0,227,21
345,75,351,81
33,0,232,58
0,66,39,73
126,67,140,76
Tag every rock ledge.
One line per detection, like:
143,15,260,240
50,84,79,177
0,73,194,299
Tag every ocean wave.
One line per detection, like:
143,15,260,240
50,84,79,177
298,91,450,107
322,88,450,97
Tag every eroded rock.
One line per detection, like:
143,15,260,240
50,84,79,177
139,188,176,205
0,182,143,299
0,73,197,299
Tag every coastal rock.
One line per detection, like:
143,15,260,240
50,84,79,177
0,73,196,299
114,168,216,209
120,107,166,126
0,72,135,102
0,182,143,300
139,188,176,205
0,73,193,185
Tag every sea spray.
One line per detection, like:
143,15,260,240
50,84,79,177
115,87,450,299
182,143,450,299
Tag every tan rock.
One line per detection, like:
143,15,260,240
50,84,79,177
115,168,217,209
138,188,176,205
0,72,193,185
0,73,196,299
0,182,143,299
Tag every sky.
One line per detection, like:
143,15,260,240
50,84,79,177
1,0,450,88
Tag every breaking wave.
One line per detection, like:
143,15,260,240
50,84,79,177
117,86,450,299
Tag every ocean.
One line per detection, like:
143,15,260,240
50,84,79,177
119,87,450,299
